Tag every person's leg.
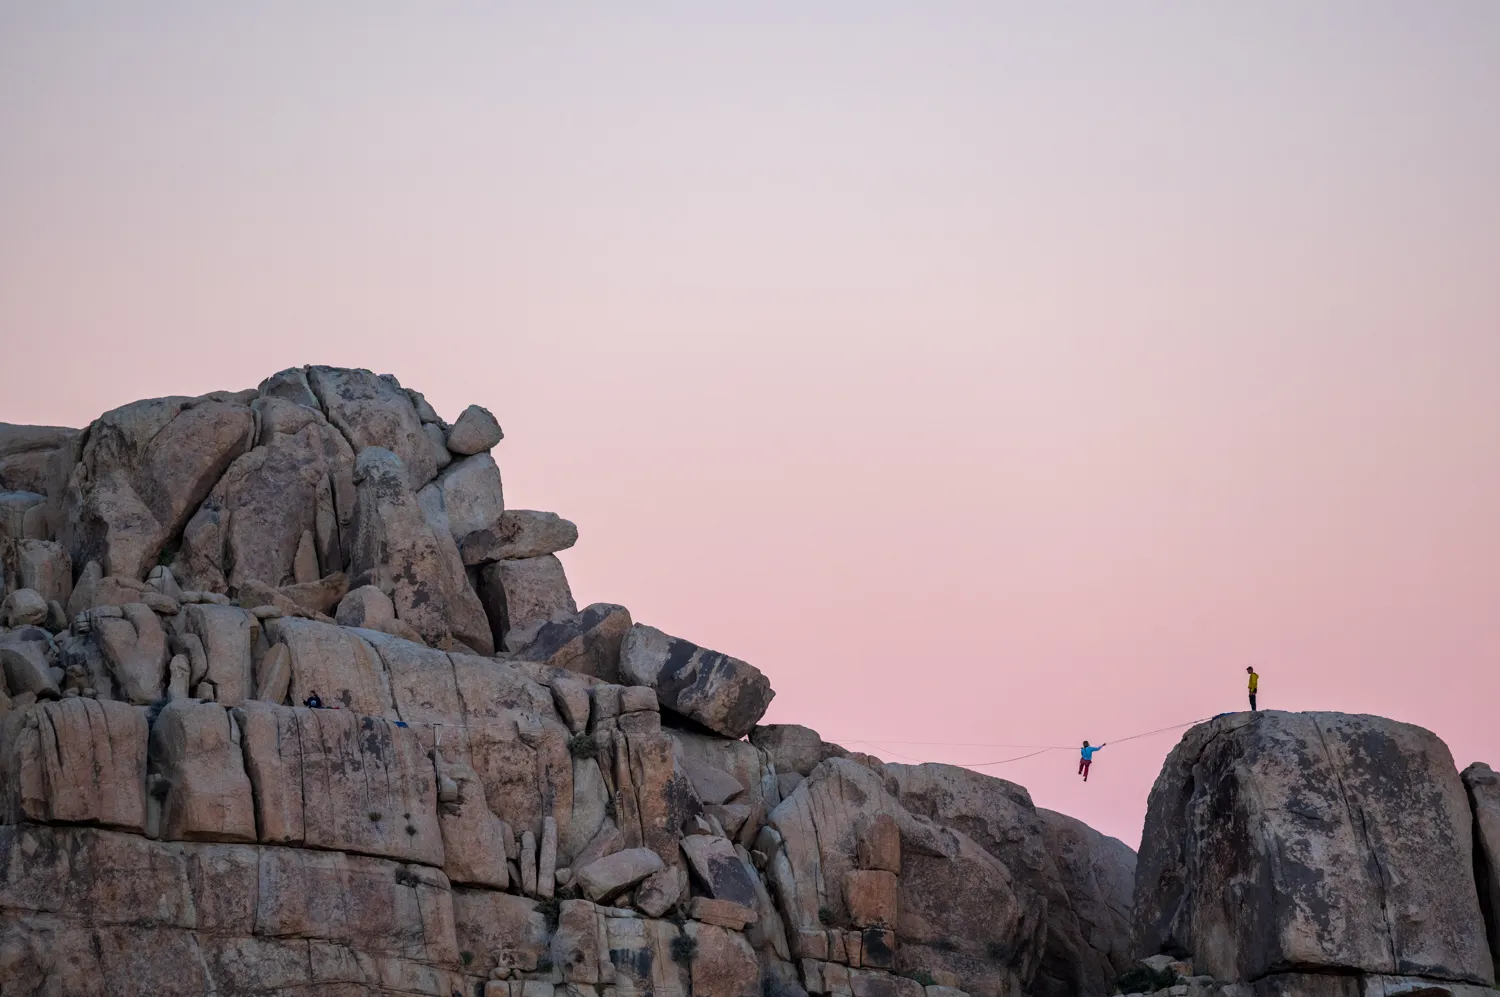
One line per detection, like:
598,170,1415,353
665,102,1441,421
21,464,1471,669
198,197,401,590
1082,760,1090,781
1250,694,1257,712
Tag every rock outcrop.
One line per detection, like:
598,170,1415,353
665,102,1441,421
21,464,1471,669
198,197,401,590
2,366,1156,997
1133,711,1497,997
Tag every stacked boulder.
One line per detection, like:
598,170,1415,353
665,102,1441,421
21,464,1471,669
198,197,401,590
0,367,1138,997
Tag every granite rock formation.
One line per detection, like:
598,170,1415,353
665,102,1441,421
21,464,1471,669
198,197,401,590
1130,711,1499,997
0,368,1138,997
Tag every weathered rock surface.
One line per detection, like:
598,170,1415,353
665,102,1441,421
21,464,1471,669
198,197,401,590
0,367,1223,997
149,699,257,842
62,393,255,580
446,403,504,455
462,508,578,564
1036,808,1135,983
418,451,505,545
576,846,666,902
621,624,775,739
1134,711,1493,988
478,553,578,652
1,698,147,831
93,601,169,703
0,423,78,502
175,418,352,594
1462,763,1500,979
0,587,48,627
887,762,1132,997
348,446,493,653
307,366,437,489
2,539,71,608
770,757,1038,997
514,601,632,682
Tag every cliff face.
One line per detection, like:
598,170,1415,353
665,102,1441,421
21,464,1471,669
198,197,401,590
0,368,1134,997
1133,711,1499,997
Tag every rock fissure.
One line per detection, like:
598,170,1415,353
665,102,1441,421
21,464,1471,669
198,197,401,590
1313,713,1400,974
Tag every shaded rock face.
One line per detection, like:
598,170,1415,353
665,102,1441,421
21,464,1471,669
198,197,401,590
0,424,79,506
63,394,256,580
1461,763,1500,979
1134,711,1494,989
306,366,437,490
349,446,494,654
768,757,1038,997
886,763,1134,997
0,366,1152,997
1035,808,1135,982
175,415,353,594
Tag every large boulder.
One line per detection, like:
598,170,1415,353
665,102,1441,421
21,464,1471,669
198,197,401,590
148,700,257,843
476,554,577,653
305,366,437,489
687,920,762,997
92,602,169,704
0,489,45,543
174,417,353,594
62,393,255,580
768,758,1040,997
574,847,665,902
0,628,60,698
460,509,578,565
0,424,78,497
0,699,148,832
445,404,503,455
886,762,1121,997
750,724,855,778
179,604,258,707
0,587,47,627
2,539,71,608
1134,711,1494,987
263,616,396,717
347,446,493,654
621,624,774,739
1462,762,1500,977
417,451,504,546
0,423,79,537
513,602,632,683
435,757,512,890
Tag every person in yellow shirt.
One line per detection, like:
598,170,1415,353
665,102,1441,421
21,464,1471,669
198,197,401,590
1246,666,1259,712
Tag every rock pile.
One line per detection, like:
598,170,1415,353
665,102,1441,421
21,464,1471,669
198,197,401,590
0,368,1136,997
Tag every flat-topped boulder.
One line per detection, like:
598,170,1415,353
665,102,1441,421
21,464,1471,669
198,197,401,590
620,624,774,739
1134,711,1494,988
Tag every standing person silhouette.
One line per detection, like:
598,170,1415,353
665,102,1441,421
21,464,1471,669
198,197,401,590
1246,666,1259,712
1078,741,1105,782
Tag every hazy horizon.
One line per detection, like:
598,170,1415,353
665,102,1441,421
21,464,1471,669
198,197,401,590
3,3,1497,847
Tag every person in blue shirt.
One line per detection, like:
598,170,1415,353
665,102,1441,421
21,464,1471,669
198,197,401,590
1079,741,1106,781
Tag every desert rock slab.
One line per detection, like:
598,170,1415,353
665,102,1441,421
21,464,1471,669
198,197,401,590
620,624,774,739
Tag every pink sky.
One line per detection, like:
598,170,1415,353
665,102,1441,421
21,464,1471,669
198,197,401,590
3,4,1498,846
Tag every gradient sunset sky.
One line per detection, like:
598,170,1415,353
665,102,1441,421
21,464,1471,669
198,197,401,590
3,3,1497,846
